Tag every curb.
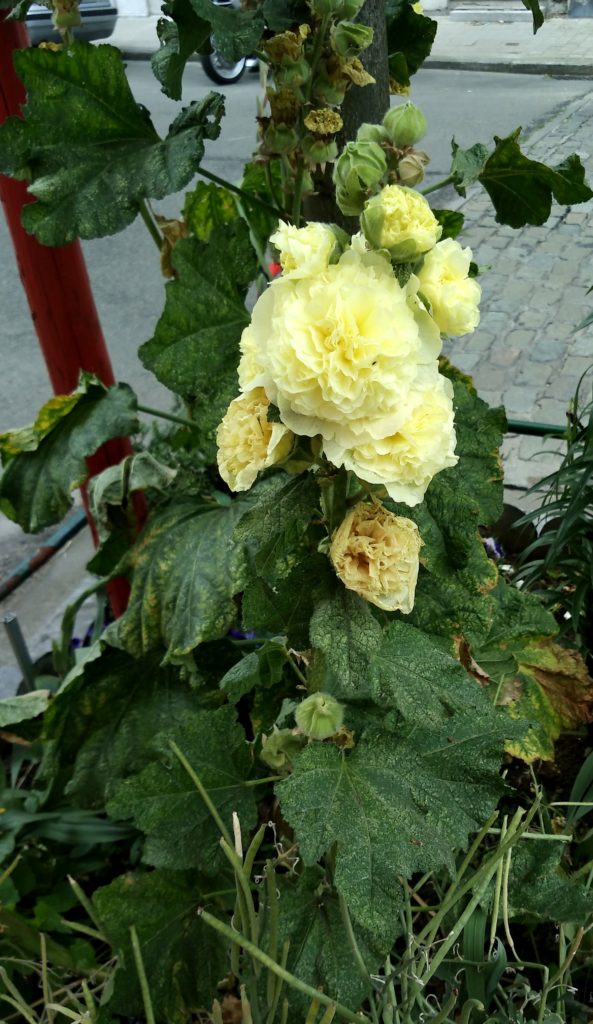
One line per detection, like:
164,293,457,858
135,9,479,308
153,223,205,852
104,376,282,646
118,48,593,78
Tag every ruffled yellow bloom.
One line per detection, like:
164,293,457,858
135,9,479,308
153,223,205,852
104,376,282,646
417,238,481,336
361,184,441,260
270,220,338,279
216,388,293,492
239,249,440,450
323,375,458,506
330,502,422,612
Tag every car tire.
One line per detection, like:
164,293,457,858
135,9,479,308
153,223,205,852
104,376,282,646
200,52,247,84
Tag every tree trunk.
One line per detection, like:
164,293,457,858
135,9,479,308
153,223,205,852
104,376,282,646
304,0,390,224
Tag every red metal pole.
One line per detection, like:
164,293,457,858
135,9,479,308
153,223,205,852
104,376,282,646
0,14,146,617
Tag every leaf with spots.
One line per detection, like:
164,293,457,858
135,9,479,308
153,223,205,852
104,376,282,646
109,500,248,666
0,43,224,244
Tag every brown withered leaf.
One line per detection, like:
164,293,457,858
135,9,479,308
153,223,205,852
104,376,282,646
455,635,490,687
155,216,188,279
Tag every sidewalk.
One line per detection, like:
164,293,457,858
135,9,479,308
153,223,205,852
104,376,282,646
108,12,593,76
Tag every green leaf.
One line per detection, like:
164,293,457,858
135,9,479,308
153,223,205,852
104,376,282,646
507,842,593,925
183,179,239,240
478,130,593,229
280,714,507,944
386,0,437,88
107,705,257,871
219,639,287,700
109,500,249,665
89,451,176,540
94,870,228,1024
263,0,308,29
0,43,225,244
44,645,200,808
271,867,386,1014
471,583,593,761
0,691,50,728
139,223,257,453
239,160,282,253
309,588,381,702
369,620,492,725
432,208,464,240
151,0,211,100
234,473,320,581
189,0,264,61
0,376,138,532
521,0,544,33
450,139,490,195
242,553,334,649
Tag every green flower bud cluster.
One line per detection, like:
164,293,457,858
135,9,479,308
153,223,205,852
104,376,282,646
295,692,344,740
333,140,387,216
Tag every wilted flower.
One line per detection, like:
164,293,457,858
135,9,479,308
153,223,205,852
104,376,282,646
417,238,481,336
216,388,293,492
330,501,422,612
303,108,344,135
260,729,305,770
331,21,374,58
295,692,344,739
360,184,441,260
397,149,430,187
383,102,427,148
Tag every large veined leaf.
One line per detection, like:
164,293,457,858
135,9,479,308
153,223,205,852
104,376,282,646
309,589,381,703
189,0,265,61
386,0,437,89
94,870,228,1024
480,132,593,228
107,705,257,871
89,451,176,540
507,842,593,926
183,180,239,240
472,585,593,761
0,376,138,532
270,867,386,1014
0,691,50,728
280,714,508,945
139,223,257,451
0,43,224,244
242,553,333,650
151,0,211,100
109,500,249,665
234,473,321,581
43,645,200,808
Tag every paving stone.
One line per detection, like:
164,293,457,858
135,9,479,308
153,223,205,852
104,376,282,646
490,346,521,368
471,366,506,391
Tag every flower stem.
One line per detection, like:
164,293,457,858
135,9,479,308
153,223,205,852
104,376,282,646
138,199,163,250
420,174,455,196
198,167,282,217
199,908,371,1024
136,403,198,431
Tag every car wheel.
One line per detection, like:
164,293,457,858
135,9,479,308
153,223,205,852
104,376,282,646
200,52,247,84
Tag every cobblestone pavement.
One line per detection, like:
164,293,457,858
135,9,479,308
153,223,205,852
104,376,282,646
441,88,593,489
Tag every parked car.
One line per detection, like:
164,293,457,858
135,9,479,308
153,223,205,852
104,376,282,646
26,0,117,44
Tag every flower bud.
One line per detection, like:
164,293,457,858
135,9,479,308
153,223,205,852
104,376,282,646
360,183,440,260
295,692,344,740
357,122,389,145
264,124,299,155
331,21,374,58
333,140,387,216
397,149,429,187
260,729,305,771
273,56,311,89
383,102,427,148
301,134,339,166
308,0,365,18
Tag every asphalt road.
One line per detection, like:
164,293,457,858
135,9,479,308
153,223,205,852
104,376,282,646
1,65,592,433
